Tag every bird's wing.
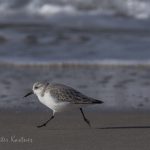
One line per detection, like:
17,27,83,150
49,83,103,104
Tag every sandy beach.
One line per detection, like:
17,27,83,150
0,111,150,150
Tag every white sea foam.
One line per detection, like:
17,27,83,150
0,0,150,20
1,59,150,67
27,3,76,17
112,0,150,19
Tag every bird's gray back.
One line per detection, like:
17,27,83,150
46,83,102,104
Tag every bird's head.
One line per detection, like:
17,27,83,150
24,82,48,98
33,82,45,95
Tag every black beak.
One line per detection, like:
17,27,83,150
24,91,33,98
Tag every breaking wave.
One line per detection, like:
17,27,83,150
0,0,150,21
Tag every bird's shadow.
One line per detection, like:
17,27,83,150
97,125,150,130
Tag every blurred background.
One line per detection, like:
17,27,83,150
0,0,150,112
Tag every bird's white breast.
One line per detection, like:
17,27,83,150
37,92,70,112
37,92,57,111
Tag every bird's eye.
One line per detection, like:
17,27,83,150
34,86,39,89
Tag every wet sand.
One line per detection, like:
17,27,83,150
1,65,150,111
1,111,150,150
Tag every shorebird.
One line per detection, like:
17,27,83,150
24,82,103,128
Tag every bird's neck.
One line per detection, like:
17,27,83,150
41,83,49,97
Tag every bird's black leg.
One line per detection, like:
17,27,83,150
80,108,91,127
37,112,55,128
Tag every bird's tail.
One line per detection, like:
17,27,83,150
92,99,104,104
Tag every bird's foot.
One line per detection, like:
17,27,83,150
37,123,47,128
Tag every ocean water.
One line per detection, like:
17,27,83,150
0,0,150,112
0,0,150,65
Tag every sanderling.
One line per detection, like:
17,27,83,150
24,82,103,128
